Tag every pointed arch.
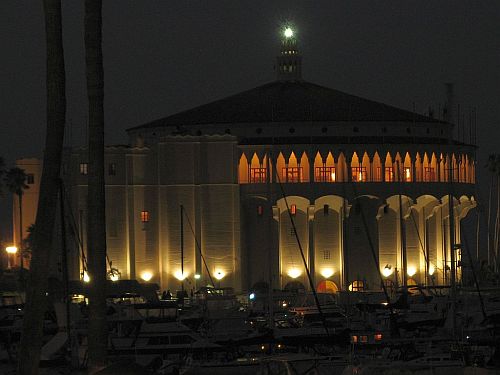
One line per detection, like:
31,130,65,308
276,152,286,182
351,152,363,182
439,153,447,182
430,153,438,182
299,152,309,182
384,152,394,182
394,152,403,182
362,152,370,182
238,153,249,183
415,152,422,182
373,152,382,182
250,152,265,183
403,152,412,182
337,152,347,182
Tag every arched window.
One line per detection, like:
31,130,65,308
362,152,371,181
415,153,422,182
403,152,412,182
337,153,347,182
384,152,394,182
351,152,367,182
285,152,301,182
238,153,249,184
349,280,365,292
250,153,266,183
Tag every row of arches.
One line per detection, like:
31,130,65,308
238,151,475,184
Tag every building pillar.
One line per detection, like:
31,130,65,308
308,205,315,288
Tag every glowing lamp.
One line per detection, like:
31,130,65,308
283,27,294,38
82,271,90,283
407,266,417,277
174,270,188,281
382,265,393,278
249,293,255,300
428,264,435,276
320,268,334,278
287,268,301,279
331,171,336,181
194,274,201,280
110,272,119,282
214,270,225,280
5,246,18,254
141,271,153,282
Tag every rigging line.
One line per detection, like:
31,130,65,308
347,179,393,306
182,208,216,287
460,220,488,321
60,180,87,270
274,160,330,337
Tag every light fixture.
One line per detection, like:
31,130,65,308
6,246,18,254
141,271,153,282
428,264,435,276
214,270,225,280
407,266,417,277
283,27,294,38
320,268,334,278
174,270,188,281
108,267,121,282
82,271,90,283
249,292,255,300
382,264,393,278
194,274,201,280
287,268,301,279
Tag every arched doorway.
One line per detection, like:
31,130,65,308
316,280,339,293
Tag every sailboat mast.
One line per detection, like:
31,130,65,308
181,204,184,292
448,158,456,336
397,161,408,287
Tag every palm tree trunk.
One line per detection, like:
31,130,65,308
17,0,66,373
85,0,107,371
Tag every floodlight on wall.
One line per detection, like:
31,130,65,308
287,268,301,279
407,266,417,277
320,268,334,278
214,270,225,280
428,264,435,276
5,246,18,254
194,274,201,280
82,271,90,283
174,270,188,281
141,271,153,282
382,264,393,277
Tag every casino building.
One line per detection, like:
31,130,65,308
19,29,478,293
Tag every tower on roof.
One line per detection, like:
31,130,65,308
276,26,302,81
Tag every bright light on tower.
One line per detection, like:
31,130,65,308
110,273,119,282
5,246,18,254
287,268,301,279
141,271,153,282
194,274,201,280
284,27,294,38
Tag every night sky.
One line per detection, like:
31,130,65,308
1,1,499,243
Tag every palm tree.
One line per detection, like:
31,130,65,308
17,0,67,373
4,167,29,270
85,0,108,370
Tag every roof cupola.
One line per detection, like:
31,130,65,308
276,26,302,81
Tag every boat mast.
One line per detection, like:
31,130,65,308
180,204,184,294
397,161,408,287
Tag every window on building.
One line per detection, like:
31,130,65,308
257,205,263,216
403,167,411,182
323,250,331,260
351,167,367,182
290,204,297,215
315,167,335,182
141,210,150,223
108,163,116,176
26,174,34,184
424,167,435,182
283,167,302,183
250,168,267,183
376,167,382,182
323,204,329,215
384,167,394,182
79,163,88,175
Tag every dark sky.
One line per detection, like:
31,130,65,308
1,1,499,241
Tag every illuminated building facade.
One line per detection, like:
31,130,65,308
16,29,477,292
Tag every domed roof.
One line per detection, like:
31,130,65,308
129,80,442,131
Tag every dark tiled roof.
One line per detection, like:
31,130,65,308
129,80,442,130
